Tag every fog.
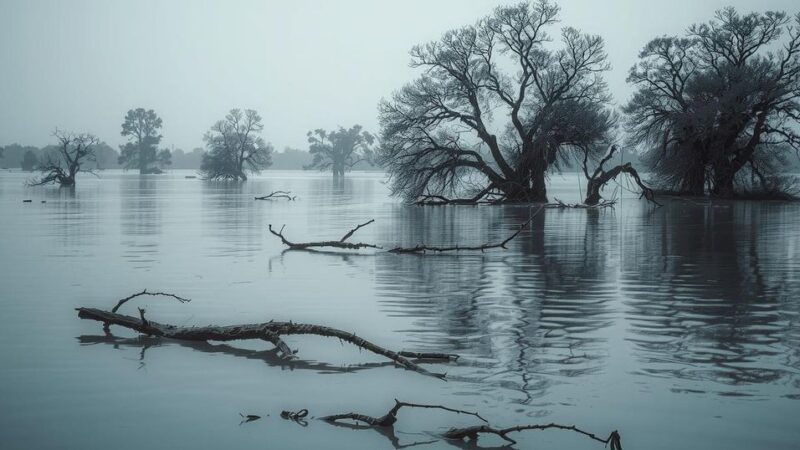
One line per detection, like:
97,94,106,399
1,0,797,151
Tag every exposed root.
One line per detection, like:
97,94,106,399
268,220,382,251
388,206,542,254
255,190,296,201
321,399,487,427
444,424,622,448
78,293,453,379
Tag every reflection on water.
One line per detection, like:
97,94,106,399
0,170,798,450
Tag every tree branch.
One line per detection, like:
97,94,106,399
78,299,454,379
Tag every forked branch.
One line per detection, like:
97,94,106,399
268,221,381,251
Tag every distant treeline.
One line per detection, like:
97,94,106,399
0,144,376,171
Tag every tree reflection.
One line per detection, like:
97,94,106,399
622,201,800,390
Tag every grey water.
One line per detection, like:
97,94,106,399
0,170,798,449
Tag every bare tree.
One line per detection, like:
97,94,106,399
625,8,800,197
305,125,374,177
29,129,98,187
378,1,618,203
199,109,273,181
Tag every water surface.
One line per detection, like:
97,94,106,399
1,170,798,449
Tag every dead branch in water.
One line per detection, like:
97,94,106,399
321,399,487,427
322,399,621,449
268,220,382,251
255,190,296,201
545,198,616,209
77,293,452,379
269,207,543,254
444,423,622,448
388,206,543,254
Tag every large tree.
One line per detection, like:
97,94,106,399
305,125,374,177
199,109,273,181
624,8,800,197
29,129,98,187
378,1,617,203
119,108,164,174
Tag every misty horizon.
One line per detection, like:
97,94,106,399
3,0,798,152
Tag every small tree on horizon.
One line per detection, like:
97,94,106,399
199,109,273,181
304,125,374,177
119,108,164,174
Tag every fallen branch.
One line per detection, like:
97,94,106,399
388,206,542,254
255,190,296,201
321,399,487,427
444,424,622,448
77,294,453,379
268,220,381,251
545,198,616,209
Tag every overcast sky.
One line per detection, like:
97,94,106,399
1,0,798,152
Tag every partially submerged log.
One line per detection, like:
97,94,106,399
255,190,296,201
321,399,622,449
77,292,454,379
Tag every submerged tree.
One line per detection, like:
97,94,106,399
199,109,273,181
304,125,375,177
119,108,164,174
378,1,626,203
625,8,800,197
29,129,98,187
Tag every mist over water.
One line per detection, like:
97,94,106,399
0,170,798,449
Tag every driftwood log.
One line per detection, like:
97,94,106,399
77,292,456,379
270,206,543,254
255,190,296,201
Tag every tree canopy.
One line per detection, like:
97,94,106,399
624,8,800,197
119,108,164,174
199,109,273,181
378,1,615,203
305,125,374,176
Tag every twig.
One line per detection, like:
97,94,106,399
255,190,296,201
77,296,453,379
111,289,191,313
321,399,487,427
444,423,622,448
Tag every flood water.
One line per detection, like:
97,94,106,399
0,169,798,449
